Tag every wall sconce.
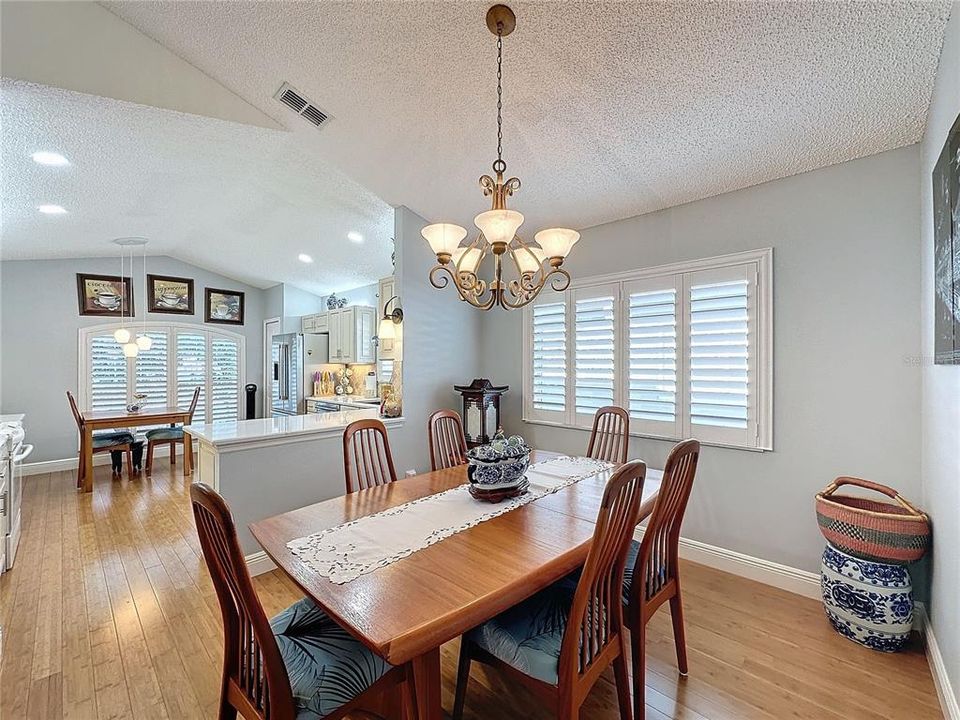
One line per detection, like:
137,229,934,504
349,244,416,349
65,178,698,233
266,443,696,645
377,296,403,340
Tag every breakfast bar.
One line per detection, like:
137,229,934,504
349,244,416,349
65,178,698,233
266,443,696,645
185,408,404,559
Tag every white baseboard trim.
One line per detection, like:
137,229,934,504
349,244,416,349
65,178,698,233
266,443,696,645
677,536,822,600
246,551,277,576
632,529,822,601
918,605,960,720
24,445,187,476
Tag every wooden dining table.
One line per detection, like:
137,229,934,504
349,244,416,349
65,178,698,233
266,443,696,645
250,450,662,720
79,405,194,492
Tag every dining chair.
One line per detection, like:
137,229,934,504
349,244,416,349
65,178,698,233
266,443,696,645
343,419,398,494
453,460,648,720
586,406,630,464
146,385,201,475
427,409,468,471
66,390,135,485
190,482,415,720
623,439,700,720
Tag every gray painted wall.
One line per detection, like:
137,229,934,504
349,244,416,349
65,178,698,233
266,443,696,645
920,1,960,706
391,205,483,474
481,145,922,576
0,256,266,461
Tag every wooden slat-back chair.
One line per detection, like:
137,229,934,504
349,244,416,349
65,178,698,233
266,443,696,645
586,406,629,464
66,390,134,485
427,409,468,471
453,460,648,720
342,419,399,494
625,439,700,720
190,483,413,720
146,385,201,474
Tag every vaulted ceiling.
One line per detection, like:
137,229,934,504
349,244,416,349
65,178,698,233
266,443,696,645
104,0,953,233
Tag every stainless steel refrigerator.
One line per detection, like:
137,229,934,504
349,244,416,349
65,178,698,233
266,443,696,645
271,332,331,415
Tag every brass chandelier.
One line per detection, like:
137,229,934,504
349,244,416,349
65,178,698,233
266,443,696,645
421,4,579,311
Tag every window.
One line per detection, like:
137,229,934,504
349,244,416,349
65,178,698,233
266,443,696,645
80,322,245,424
523,249,772,451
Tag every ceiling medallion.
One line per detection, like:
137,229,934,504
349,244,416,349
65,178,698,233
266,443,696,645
421,4,579,311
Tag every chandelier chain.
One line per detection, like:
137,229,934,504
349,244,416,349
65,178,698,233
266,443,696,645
496,28,503,170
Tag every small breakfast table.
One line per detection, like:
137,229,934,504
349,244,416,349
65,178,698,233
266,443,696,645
79,406,194,492
250,450,662,720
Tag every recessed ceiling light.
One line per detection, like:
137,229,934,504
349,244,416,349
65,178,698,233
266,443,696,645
347,231,364,243
31,151,70,167
298,253,314,263
37,204,68,214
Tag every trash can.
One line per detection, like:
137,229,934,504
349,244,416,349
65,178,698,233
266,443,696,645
244,383,257,419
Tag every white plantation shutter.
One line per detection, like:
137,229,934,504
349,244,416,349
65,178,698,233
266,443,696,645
210,337,240,422
134,331,169,410
176,333,206,422
573,286,618,425
522,250,771,451
81,323,244,425
686,264,758,447
625,277,679,437
529,301,567,420
88,334,129,413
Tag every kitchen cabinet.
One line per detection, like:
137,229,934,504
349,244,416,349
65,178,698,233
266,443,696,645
378,276,397,358
301,312,329,334
327,305,376,364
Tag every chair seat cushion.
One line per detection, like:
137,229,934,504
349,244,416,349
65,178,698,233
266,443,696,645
271,597,392,719
145,427,184,441
622,539,641,604
91,431,135,449
466,578,578,685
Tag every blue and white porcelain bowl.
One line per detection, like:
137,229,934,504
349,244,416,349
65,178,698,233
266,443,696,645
466,432,531,487
820,542,913,652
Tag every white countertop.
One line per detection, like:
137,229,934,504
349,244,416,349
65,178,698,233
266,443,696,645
185,408,403,449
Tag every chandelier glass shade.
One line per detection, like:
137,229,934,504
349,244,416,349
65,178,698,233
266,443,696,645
422,4,578,311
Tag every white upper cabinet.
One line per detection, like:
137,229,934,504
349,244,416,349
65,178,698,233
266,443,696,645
326,305,376,364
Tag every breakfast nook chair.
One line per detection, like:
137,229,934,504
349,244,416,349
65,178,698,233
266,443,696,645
190,482,415,720
146,385,200,475
586,406,630,464
427,409,469,471
342,419,398,494
623,439,700,720
66,390,135,485
452,460,649,720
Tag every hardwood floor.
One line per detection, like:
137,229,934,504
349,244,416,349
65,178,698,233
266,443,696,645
0,464,942,719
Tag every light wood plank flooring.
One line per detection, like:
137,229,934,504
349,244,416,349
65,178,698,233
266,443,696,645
0,464,943,719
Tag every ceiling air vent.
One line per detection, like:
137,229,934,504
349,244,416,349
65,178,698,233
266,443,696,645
273,82,331,129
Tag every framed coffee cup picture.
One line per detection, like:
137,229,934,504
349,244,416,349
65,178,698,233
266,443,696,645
147,274,194,315
76,273,134,317
205,287,245,325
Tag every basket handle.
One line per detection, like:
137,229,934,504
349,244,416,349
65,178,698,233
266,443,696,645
821,476,925,516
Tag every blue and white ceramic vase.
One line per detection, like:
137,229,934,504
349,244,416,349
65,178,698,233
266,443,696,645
820,542,913,652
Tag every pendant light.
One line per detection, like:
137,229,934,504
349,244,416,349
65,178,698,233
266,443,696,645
135,241,152,350
113,244,130,344
112,237,148,357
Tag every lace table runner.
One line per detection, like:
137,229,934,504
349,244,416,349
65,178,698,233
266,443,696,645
287,456,617,584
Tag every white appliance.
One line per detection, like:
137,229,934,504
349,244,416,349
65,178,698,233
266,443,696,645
271,333,334,415
0,414,29,574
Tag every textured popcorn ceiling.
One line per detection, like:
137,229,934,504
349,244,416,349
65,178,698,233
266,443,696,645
103,0,953,235
1,80,394,295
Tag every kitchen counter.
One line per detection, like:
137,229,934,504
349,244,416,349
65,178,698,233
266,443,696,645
185,408,405,563
185,407,402,450
304,395,381,410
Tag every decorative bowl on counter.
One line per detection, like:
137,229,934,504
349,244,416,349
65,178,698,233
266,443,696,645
466,430,531,488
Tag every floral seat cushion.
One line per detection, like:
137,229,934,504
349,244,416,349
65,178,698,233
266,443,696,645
91,431,135,449
145,426,184,441
466,578,578,685
270,597,392,719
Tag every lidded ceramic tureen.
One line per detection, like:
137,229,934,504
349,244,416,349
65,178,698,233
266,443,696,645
466,429,531,488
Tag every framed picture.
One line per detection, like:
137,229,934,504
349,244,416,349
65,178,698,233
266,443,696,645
205,287,245,325
147,274,194,315
76,273,134,317
933,111,960,365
